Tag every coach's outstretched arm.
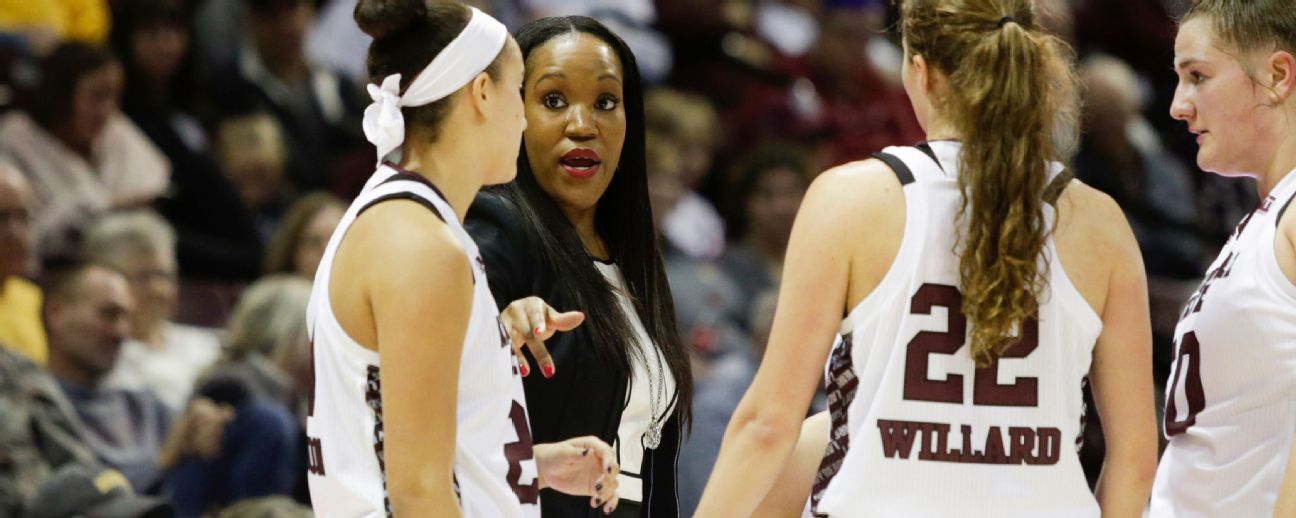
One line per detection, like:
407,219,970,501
694,161,900,518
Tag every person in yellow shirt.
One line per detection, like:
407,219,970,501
0,162,47,364
0,0,109,52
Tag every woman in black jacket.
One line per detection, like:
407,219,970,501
466,16,693,518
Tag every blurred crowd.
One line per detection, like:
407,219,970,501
0,0,1258,516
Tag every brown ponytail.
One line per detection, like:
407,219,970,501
902,0,1078,366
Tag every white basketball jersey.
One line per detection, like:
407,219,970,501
305,164,540,518
810,142,1103,518
1150,169,1296,517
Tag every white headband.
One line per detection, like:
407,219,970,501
362,7,508,164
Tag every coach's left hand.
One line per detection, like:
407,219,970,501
534,436,620,514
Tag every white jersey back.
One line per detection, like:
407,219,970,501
306,164,540,518
1151,169,1296,517
810,142,1103,518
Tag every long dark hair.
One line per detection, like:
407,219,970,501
500,16,692,426
26,43,118,131
109,0,204,116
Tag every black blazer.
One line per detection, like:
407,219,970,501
466,191,682,518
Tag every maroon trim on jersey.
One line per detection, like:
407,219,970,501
382,161,453,209
1278,194,1296,228
366,365,393,517
871,152,916,186
357,192,447,224
811,333,859,516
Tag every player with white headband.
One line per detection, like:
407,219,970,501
306,2,619,516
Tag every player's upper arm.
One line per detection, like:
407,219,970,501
352,201,473,510
1062,183,1157,460
747,159,904,420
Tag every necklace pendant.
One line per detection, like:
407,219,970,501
645,423,662,450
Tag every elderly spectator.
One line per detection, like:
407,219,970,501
0,43,169,259
0,162,46,364
42,262,297,511
42,263,224,492
85,210,222,413
197,275,312,421
168,276,308,516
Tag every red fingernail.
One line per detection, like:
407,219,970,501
533,326,543,336
520,363,530,377
542,364,555,378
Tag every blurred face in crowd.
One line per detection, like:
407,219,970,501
1082,58,1140,154
46,267,135,383
646,139,685,233
112,249,179,337
294,203,343,278
523,32,627,217
67,62,124,149
219,115,287,210
131,20,188,87
0,167,33,280
1171,17,1291,177
250,0,313,68
746,165,807,250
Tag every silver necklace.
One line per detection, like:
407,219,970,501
644,347,666,450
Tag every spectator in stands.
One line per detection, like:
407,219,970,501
646,133,687,245
173,276,309,515
22,463,172,518
42,261,298,509
0,43,170,259
0,0,109,52
0,162,47,364
84,210,222,413
198,275,312,422
718,141,813,329
41,263,226,492
0,345,98,516
1076,55,1205,279
262,191,344,278
706,0,921,170
213,0,368,192
215,111,294,241
111,0,265,282
646,87,726,259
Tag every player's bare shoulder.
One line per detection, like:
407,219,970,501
805,158,906,232
1053,179,1141,315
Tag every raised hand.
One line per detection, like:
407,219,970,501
500,296,584,378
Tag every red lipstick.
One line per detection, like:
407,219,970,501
560,148,601,179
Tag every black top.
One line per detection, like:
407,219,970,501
465,192,682,518
124,104,264,281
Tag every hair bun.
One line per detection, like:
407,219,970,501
354,0,428,40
